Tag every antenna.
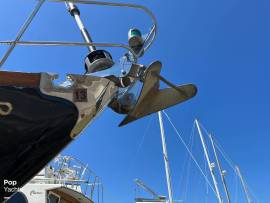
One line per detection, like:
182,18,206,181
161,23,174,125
195,119,223,203
158,111,173,203
65,2,114,73
209,134,231,203
235,166,253,203
65,2,96,52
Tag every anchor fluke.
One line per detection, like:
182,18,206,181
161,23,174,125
118,61,197,126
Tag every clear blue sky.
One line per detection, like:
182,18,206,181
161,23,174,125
0,0,269,202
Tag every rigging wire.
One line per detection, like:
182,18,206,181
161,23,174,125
184,123,195,201
175,122,194,198
198,120,260,203
196,121,236,171
237,169,260,203
182,123,195,202
162,110,218,198
233,169,239,203
204,147,209,203
127,116,153,172
134,116,153,158
247,185,260,203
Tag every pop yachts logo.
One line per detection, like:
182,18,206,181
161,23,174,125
3,180,20,193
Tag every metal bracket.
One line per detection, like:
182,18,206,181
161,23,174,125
0,0,157,68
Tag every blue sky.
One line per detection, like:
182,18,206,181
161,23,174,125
0,0,270,202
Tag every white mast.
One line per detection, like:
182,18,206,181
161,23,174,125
195,119,223,203
158,111,173,203
235,166,252,203
209,134,231,203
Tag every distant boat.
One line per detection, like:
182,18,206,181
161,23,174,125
4,154,102,203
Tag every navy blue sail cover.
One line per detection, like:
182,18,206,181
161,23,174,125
0,86,78,199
